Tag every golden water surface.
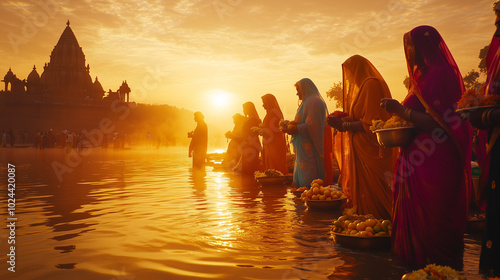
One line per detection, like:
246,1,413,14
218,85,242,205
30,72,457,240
0,147,485,279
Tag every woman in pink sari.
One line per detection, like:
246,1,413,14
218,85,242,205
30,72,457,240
260,93,288,174
380,26,472,269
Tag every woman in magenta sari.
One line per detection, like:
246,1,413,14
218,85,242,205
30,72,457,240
465,3,500,275
380,26,472,269
259,93,288,174
241,101,262,175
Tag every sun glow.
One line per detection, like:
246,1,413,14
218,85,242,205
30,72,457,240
210,89,233,108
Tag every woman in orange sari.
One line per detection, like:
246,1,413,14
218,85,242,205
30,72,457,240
259,93,288,174
328,55,395,220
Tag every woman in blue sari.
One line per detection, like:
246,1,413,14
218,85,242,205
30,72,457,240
283,78,331,187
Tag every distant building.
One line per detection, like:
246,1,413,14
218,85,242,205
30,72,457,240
1,20,130,104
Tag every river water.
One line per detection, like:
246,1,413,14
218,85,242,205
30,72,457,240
0,147,488,279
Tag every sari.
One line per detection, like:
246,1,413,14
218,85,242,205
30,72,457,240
335,55,396,219
224,113,246,170
261,94,288,174
291,78,331,187
189,112,208,170
241,102,262,175
478,33,500,275
391,26,472,269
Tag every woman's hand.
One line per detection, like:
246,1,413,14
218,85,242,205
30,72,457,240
283,125,298,135
380,98,404,115
464,108,497,130
327,115,344,132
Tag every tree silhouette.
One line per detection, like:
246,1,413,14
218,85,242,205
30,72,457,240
478,45,489,74
403,76,410,90
463,70,480,90
325,81,343,109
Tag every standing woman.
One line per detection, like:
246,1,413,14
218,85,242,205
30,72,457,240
380,26,472,268
188,111,208,170
259,93,288,174
283,78,331,188
241,102,262,175
327,55,396,220
223,113,246,170
465,2,500,275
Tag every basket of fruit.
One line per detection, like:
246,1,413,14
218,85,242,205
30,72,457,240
330,214,392,250
456,88,500,114
292,186,308,197
401,264,466,280
254,169,285,186
371,116,416,148
301,179,347,210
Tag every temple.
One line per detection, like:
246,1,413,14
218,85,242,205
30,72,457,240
1,21,129,104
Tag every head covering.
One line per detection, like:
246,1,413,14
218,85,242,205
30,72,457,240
485,31,500,96
261,93,284,123
232,113,246,124
194,111,204,120
295,78,327,106
242,101,260,120
403,25,464,114
342,54,392,116
494,1,500,12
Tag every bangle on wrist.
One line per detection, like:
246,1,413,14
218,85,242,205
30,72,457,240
403,108,413,122
482,109,493,127
342,121,351,131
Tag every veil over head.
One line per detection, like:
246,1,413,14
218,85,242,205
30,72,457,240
295,78,327,105
342,54,392,114
243,101,260,120
403,25,464,114
485,33,500,96
261,93,284,121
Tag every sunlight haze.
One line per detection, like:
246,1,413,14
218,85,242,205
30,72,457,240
0,0,496,137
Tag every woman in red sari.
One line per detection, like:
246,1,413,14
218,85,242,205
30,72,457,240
241,101,262,175
381,26,472,269
259,94,288,174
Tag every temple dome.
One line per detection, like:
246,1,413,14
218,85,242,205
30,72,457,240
93,77,105,100
39,21,93,101
27,65,40,83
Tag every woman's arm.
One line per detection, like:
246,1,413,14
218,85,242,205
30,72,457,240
380,98,441,132
465,107,500,130
327,116,365,132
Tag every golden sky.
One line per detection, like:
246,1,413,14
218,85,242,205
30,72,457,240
0,0,497,131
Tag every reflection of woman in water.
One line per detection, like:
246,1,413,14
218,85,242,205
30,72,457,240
188,111,208,170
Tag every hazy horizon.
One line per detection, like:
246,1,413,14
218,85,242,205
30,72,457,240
0,0,497,132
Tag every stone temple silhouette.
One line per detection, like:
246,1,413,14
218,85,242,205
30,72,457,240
1,20,129,104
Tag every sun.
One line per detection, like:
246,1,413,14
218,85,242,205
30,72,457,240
210,89,233,108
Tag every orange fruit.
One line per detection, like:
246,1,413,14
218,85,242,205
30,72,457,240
365,219,376,228
356,222,367,231
365,226,374,234
324,190,331,197
312,187,320,195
